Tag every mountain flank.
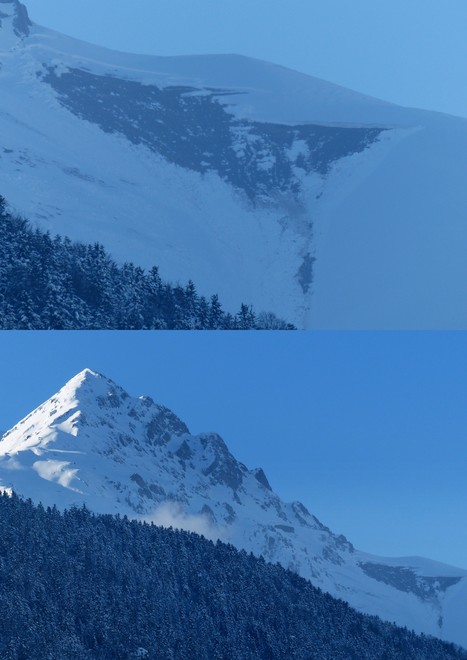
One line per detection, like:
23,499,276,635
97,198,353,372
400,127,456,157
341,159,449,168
1,369,466,648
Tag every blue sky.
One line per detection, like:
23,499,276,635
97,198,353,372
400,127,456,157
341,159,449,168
24,0,467,119
0,331,466,569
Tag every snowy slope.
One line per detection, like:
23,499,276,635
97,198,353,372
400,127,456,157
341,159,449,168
2,1,467,327
1,368,466,648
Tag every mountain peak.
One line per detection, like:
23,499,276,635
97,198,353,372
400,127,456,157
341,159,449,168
68,367,103,382
64,368,110,390
0,370,190,460
60,368,124,400
0,0,31,39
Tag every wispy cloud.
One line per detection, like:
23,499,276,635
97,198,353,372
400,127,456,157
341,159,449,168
144,502,227,542
1,457,25,471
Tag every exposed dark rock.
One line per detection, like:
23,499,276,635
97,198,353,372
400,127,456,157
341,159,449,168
146,407,190,445
199,433,245,490
0,0,31,36
97,391,122,409
252,467,272,491
175,439,193,461
359,562,462,601
297,252,315,293
41,66,384,203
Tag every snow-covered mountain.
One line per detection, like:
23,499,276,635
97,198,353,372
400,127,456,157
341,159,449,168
2,1,467,327
1,368,466,648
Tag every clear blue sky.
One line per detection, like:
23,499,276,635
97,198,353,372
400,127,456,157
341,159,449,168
24,0,467,119
0,331,466,569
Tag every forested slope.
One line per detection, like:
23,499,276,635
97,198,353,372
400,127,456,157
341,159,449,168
0,493,465,660
0,196,292,330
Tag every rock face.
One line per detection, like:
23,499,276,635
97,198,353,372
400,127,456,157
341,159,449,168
1,369,466,648
3,4,467,327
0,0,30,38
41,65,383,206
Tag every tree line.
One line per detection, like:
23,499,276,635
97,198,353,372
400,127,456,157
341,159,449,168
0,196,294,330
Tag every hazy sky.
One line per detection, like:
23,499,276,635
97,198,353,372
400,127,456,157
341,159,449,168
23,0,467,119
0,331,466,569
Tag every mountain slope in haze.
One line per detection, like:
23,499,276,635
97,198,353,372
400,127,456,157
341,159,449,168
2,1,467,327
1,368,466,649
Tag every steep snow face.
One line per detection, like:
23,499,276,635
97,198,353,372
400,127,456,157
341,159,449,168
0,369,190,496
0,11,391,327
1,370,466,648
3,5,467,326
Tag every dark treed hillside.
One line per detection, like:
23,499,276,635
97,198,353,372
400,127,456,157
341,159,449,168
0,493,465,660
0,196,293,330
